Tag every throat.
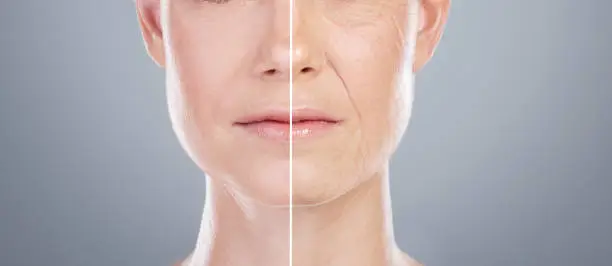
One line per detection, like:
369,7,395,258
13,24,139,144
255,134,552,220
291,175,397,266
187,172,405,266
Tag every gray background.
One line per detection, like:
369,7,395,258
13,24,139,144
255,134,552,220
1,0,610,266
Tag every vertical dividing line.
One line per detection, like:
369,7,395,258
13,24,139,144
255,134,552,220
288,0,294,265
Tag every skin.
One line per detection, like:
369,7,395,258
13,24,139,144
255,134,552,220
135,0,450,265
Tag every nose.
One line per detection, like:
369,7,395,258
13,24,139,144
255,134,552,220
255,2,324,82
291,34,324,81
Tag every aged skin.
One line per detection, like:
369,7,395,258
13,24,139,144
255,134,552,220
135,0,450,265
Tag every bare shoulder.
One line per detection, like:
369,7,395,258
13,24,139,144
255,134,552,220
173,260,187,266
395,251,424,266
173,252,193,266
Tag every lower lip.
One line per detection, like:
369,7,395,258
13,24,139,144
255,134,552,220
236,120,339,142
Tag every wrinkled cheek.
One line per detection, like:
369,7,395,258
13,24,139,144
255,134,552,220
370,109,398,159
348,73,405,171
366,81,404,159
350,96,398,175
354,110,405,171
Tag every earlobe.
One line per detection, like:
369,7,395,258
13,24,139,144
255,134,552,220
135,0,166,67
412,0,450,72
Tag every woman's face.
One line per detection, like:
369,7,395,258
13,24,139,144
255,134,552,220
137,0,448,206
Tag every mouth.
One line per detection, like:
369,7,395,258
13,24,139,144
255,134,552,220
234,109,342,142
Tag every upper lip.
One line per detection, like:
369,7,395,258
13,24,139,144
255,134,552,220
235,108,341,124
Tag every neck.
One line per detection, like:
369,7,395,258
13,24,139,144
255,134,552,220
187,167,402,266
292,168,399,266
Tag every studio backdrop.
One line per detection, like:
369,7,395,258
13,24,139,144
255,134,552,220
1,1,611,266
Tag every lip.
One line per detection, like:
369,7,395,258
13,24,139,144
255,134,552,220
234,108,342,142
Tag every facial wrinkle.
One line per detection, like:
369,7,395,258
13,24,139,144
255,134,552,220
322,35,369,186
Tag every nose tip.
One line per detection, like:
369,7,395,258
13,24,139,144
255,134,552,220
291,43,322,80
255,21,323,82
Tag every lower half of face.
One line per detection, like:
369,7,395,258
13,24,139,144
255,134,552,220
162,0,417,207
167,81,413,208
168,88,413,208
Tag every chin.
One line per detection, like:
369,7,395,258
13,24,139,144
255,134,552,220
232,160,293,208
289,147,396,207
289,160,362,207
178,134,294,207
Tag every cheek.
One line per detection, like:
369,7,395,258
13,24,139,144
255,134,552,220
164,10,265,128
162,11,255,166
329,19,411,145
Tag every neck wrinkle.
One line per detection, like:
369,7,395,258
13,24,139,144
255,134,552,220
188,177,290,266
188,167,400,266
291,167,398,266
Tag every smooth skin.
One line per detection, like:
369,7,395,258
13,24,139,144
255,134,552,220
135,0,450,265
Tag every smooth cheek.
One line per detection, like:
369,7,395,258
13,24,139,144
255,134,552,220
168,36,220,130
164,20,240,172
166,12,258,135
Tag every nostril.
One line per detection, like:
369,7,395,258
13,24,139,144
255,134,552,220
261,66,315,76
263,69,278,75
301,67,315,74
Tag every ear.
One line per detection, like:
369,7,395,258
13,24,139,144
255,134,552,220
135,0,165,67
413,0,450,72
